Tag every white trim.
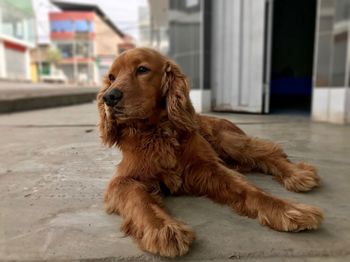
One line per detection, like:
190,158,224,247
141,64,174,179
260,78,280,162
312,87,349,124
329,88,346,124
190,89,211,113
345,88,350,124
312,88,329,122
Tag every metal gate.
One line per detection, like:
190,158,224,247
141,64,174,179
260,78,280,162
211,0,272,113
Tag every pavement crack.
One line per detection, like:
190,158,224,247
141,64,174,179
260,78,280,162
235,121,308,125
228,248,350,260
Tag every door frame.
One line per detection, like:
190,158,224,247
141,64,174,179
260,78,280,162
263,0,274,113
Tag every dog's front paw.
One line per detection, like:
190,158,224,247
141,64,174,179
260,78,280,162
258,202,324,232
281,162,320,192
139,222,195,257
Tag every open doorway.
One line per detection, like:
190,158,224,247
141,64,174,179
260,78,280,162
269,0,317,114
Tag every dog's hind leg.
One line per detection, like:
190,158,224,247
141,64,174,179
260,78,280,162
216,131,320,192
183,161,323,232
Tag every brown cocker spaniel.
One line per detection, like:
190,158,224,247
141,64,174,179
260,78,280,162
97,48,323,257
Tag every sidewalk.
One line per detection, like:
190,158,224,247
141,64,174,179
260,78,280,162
0,82,97,113
0,103,350,261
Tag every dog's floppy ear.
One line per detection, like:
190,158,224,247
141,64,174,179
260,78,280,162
97,75,120,147
161,60,197,132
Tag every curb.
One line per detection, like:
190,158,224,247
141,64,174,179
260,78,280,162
0,90,98,113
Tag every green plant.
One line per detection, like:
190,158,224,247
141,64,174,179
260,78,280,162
47,47,62,65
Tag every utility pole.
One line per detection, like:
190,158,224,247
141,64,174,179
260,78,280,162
73,19,78,85
33,0,43,82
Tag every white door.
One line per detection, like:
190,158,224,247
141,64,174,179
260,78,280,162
212,0,273,113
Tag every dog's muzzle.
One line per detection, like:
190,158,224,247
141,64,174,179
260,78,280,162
103,89,123,107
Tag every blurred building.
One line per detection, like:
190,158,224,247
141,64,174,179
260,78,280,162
138,6,151,47
149,0,350,124
312,0,350,124
30,44,51,83
118,34,136,53
0,0,35,81
49,1,134,85
143,1,169,53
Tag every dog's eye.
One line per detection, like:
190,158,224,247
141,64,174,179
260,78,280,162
136,66,150,75
108,74,115,82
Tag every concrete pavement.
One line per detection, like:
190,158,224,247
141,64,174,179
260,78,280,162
0,103,350,261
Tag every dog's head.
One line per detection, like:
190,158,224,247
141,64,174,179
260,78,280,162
97,48,196,146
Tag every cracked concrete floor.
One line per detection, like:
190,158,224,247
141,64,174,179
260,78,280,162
0,103,350,261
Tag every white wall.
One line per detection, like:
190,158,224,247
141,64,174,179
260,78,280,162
4,47,28,80
312,87,350,124
0,41,6,78
24,49,31,80
190,89,211,113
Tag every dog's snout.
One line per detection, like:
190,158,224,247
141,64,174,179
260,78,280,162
103,89,123,107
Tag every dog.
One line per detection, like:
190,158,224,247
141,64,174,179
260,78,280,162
97,47,323,257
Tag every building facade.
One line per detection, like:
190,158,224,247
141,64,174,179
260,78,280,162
49,2,134,85
312,0,350,124
149,0,350,124
141,1,169,53
0,0,35,81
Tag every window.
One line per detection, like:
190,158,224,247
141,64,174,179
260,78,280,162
51,20,73,32
56,43,73,58
76,41,92,58
0,4,35,44
50,20,94,33
331,32,347,86
75,20,93,32
315,0,350,87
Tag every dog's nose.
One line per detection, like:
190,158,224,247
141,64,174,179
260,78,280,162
103,89,123,107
